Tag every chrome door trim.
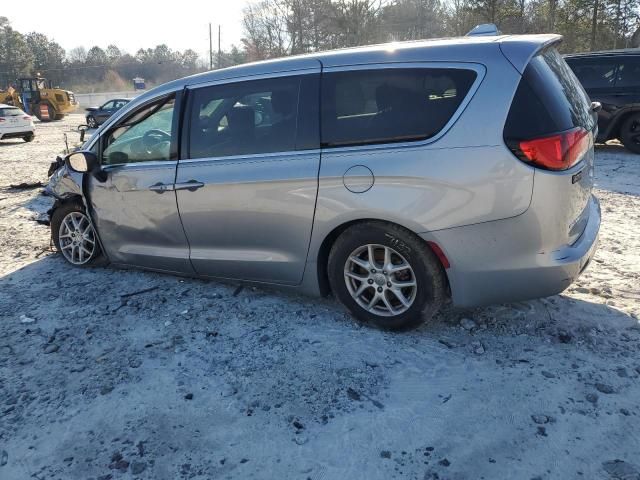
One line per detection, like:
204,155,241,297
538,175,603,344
319,62,487,154
102,159,178,171
178,148,322,166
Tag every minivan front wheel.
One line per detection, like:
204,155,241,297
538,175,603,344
328,222,445,330
51,202,103,267
620,114,640,154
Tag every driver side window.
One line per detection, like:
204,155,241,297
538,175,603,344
102,96,175,165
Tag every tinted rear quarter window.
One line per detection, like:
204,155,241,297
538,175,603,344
321,68,477,147
505,47,594,140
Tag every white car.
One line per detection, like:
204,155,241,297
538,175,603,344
0,103,35,142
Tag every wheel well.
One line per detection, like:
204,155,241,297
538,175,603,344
48,195,84,218
315,219,451,297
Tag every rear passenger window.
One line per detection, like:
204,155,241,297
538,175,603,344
321,68,477,147
188,76,301,159
568,59,617,89
616,57,640,88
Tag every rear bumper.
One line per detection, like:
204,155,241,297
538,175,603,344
0,128,35,140
423,195,601,308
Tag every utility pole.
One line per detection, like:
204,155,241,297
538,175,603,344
218,25,222,69
209,23,213,70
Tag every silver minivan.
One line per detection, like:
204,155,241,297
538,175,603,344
47,33,601,329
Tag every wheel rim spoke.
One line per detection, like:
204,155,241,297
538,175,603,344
391,279,416,288
388,262,410,274
349,255,370,270
381,293,396,314
367,293,380,311
367,245,377,269
345,271,367,281
354,282,370,297
383,247,392,270
389,288,411,307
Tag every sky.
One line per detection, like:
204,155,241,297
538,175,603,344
8,0,250,60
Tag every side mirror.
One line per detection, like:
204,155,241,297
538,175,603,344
591,101,602,113
66,151,99,173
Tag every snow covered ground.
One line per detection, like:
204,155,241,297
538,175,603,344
1,115,639,480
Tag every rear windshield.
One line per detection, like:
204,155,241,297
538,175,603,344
504,47,594,139
0,108,23,117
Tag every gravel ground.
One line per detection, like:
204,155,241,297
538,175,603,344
1,115,639,480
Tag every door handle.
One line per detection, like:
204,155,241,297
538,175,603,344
174,180,204,192
149,182,175,193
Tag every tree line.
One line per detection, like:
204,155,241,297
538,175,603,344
2,0,639,94
241,0,640,61
0,16,233,93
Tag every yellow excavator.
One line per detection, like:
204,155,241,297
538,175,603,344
0,77,78,121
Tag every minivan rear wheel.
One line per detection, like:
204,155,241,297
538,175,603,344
620,114,640,154
328,221,445,330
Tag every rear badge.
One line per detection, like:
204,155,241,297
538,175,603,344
572,169,584,184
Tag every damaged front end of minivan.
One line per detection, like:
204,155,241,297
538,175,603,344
44,124,92,223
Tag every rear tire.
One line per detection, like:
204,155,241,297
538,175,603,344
34,103,55,122
620,114,640,154
23,134,34,142
87,116,97,128
328,221,446,330
51,201,107,267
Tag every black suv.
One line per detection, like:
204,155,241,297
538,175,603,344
565,50,640,153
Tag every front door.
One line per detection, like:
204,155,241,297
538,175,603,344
175,71,321,284
87,93,194,273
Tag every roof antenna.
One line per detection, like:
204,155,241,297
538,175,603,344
466,24,501,36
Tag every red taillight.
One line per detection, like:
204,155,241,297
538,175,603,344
518,127,590,171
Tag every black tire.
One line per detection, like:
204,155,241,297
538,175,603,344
34,103,55,122
620,114,640,154
328,221,446,330
51,201,107,267
23,134,34,142
87,116,97,128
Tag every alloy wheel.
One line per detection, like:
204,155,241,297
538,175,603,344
343,244,417,317
58,211,97,265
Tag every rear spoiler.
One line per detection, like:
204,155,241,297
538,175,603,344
499,34,563,74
